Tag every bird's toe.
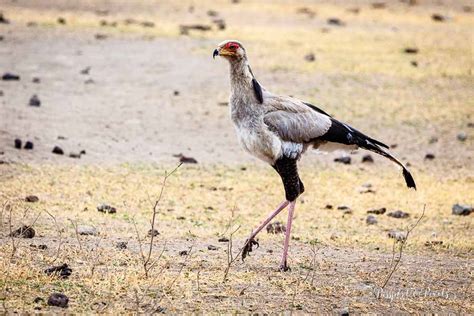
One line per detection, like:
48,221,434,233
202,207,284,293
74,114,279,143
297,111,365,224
241,238,259,261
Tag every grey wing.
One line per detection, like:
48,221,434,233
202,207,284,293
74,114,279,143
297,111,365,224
263,95,332,143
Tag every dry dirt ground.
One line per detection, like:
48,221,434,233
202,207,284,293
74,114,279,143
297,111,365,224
0,0,473,313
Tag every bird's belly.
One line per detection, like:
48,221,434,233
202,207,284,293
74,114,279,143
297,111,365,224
235,126,281,164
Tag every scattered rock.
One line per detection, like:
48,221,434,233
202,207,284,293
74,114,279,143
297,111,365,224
179,24,212,35
218,101,229,106
69,152,81,159
429,136,438,144
57,17,66,25
95,34,108,40
77,225,98,236
431,13,446,22
44,264,72,278
361,154,374,163
47,293,69,308
388,230,407,241
410,60,418,67
403,47,418,54
296,7,316,18
334,156,351,164
2,72,20,81
359,186,376,194
9,225,35,238
141,21,155,28
424,153,435,160
176,216,186,220
266,221,286,234
207,10,219,17
463,6,472,13
366,215,378,225
0,12,10,24
371,2,386,9
52,146,64,155
387,210,410,218
212,19,226,30
80,149,86,155
97,203,117,214
340,307,350,316
173,153,198,164
173,90,180,96
452,204,472,216
29,95,41,107
327,18,344,26
337,205,350,210
148,229,159,237
32,77,41,83
207,245,218,251
14,138,22,149
179,250,188,256
34,297,44,303
25,195,39,203
325,204,333,209
304,53,316,62
457,132,467,142
218,237,229,242
84,78,95,84
116,241,128,249
30,243,48,250
80,67,91,75
367,207,386,215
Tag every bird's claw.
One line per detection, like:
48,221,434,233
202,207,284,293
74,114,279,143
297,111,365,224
241,238,259,261
279,259,291,272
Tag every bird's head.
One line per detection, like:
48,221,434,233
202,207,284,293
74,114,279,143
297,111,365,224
213,40,246,61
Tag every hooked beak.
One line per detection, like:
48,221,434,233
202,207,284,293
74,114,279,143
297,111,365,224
213,48,219,59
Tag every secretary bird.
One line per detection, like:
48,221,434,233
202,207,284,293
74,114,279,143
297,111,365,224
213,40,416,271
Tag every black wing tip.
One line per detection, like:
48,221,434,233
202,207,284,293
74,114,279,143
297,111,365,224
252,78,263,104
402,168,417,190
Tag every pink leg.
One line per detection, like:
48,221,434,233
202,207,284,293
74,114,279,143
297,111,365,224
242,200,289,259
280,200,296,271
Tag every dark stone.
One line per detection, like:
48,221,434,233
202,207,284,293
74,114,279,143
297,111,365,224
388,230,407,241
457,132,467,142
25,195,39,203
337,205,350,210
29,95,41,107
361,154,374,163
77,225,98,236
179,24,212,35
340,307,350,316
366,215,377,225
404,47,418,54
367,207,386,215
387,210,410,218
207,10,218,17
266,221,286,234
452,204,472,216
97,203,117,214
0,12,9,24
80,67,90,75
212,19,226,30
179,250,188,256
47,293,69,308
95,34,108,40
334,156,351,164
79,149,86,155
34,297,44,303
173,90,180,96
9,225,35,238
32,77,40,83
141,21,155,28
116,241,127,249
218,237,229,242
44,264,72,278
425,240,443,246
429,136,438,144
431,13,446,22
410,60,418,67
69,152,81,159
2,73,20,81
57,17,66,25
304,53,316,62
327,18,345,26
30,244,48,250
173,153,198,164
371,2,386,9
296,7,316,18
207,245,218,251
424,153,435,160
148,229,159,237
52,146,64,155
14,138,22,149
325,204,333,209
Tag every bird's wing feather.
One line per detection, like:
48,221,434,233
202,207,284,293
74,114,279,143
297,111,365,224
263,95,332,143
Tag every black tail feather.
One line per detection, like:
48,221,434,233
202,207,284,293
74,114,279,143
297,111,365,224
402,168,417,190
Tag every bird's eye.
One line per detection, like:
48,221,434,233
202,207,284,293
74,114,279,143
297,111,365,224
228,43,239,50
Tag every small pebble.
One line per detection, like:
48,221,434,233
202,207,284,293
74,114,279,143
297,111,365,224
44,264,72,278
207,245,218,250
29,95,41,106
367,207,386,215
147,229,159,237
52,146,64,155
361,154,374,163
424,153,435,160
97,203,116,214
431,13,446,22
9,225,35,238
404,47,418,54
32,77,40,83
334,156,351,164
116,241,128,249
179,250,189,256
25,195,39,202
2,72,20,81
387,210,410,218
304,53,315,62
366,215,377,225
77,225,98,236
47,293,69,308
14,138,22,149
69,152,81,159
218,237,229,242
266,221,286,234
24,141,34,150
388,230,407,241
57,17,66,24
452,204,472,216
457,132,467,142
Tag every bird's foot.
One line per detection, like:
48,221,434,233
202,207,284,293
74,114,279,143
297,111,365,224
279,260,291,272
241,238,259,261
